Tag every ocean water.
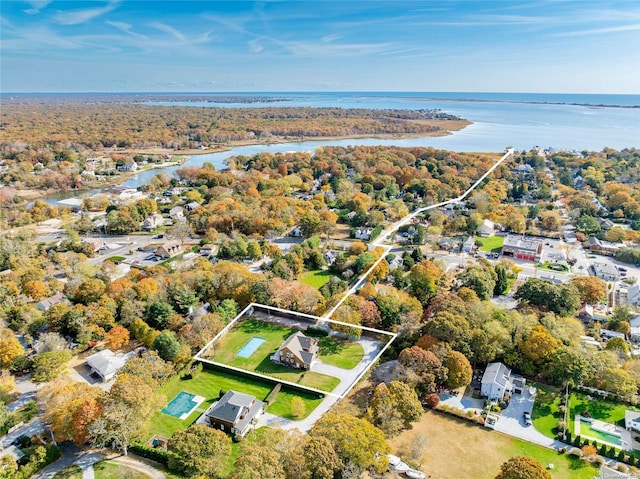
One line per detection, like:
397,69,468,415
43,91,640,198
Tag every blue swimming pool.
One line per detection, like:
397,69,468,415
237,336,266,358
162,391,197,418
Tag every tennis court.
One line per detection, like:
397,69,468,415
237,336,266,358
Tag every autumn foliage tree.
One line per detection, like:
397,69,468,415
105,326,130,350
495,456,551,479
570,276,608,305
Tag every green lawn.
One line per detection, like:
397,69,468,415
318,336,364,369
300,270,336,288
209,319,340,392
474,235,504,252
533,384,640,440
498,437,599,479
94,462,150,479
53,466,83,479
146,367,322,440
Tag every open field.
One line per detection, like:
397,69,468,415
209,318,340,391
300,270,337,288
146,367,322,440
94,462,150,479
475,235,504,252
390,411,599,479
53,466,83,479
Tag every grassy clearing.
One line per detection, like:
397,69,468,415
94,462,150,479
390,411,598,479
53,466,83,479
475,235,504,252
146,367,320,440
300,270,336,288
209,318,340,392
318,336,364,369
533,384,640,440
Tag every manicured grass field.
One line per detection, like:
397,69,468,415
94,462,150,479
391,411,599,479
475,235,504,252
210,319,340,392
53,466,83,479
300,270,336,288
318,336,364,369
532,384,640,439
146,367,322,440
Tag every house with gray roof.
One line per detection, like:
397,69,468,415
205,390,264,437
481,362,525,400
36,292,68,312
272,331,318,369
86,349,132,382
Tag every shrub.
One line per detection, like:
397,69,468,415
424,393,439,409
618,450,626,462
232,434,243,443
264,383,282,405
595,456,606,466
558,405,567,415
617,463,629,473
565,431,572,443
557,420,567,433
305,326,329,337
192,362,203,378
573,435,582,447
568,447,583,457
130,442,172,465
598,444,607,455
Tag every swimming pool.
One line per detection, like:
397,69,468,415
162,391,205,420
579,418,622,446
237,336,266,358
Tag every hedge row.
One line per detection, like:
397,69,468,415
130,442,173,465
305,326,329,337
264,383,282,405
568,435,639,466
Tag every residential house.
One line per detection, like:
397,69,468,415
625,410,640,432
83,238,106,254
355,227,373,241
184,201,201,211
117,160,138,172
601,329,626,341
155,241,182,259
141,213,165,231
588,237,621,255
272,331,318,369
199,244,216,257
86,349,131,382
169,206,184,220
618,284,640,307
205,390,264,437
578,303,595,323
481,362,525,400
289,225,303,237
591,263,620,282
501,234,543,262
476,219,495,237
598,218,616,230
0,446,24,463
462,236,476,254
438,237,460,252
323,250,339,266
629,315,640,342
36,292,68,312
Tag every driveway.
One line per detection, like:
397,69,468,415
494,389,564,449
0,418,46,448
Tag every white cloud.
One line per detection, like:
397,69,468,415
248,39,264,53
24,0,52,15
552,23,640,37
321,34,341,43
53,1,119,25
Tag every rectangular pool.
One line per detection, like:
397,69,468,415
237,336,266,358
162,391,205,420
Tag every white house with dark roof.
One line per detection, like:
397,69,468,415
481,362,523,400
272,331,318,369
204,390,264,437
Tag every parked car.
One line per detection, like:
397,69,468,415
619,267,628,272
523,411,532,426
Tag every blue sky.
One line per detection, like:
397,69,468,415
1,1,639,93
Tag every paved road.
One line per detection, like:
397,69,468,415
32,443,85,479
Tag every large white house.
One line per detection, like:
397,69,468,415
481,362,526,400
86,349,133,382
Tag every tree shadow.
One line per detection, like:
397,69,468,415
318,336,347,356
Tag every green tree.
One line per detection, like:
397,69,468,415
291,396,306,418
456,265,496,300
31,350,72,383
444,351,473,389
494,265,508,296
310,413,390,473
152,330,181,361
145,301,175,329
167,424,232,478
495,456,551,479
215,299,238,322
247,241,262,260
546,347,589,387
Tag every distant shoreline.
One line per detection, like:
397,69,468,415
2,92,638,109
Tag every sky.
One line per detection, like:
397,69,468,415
1,0,639,93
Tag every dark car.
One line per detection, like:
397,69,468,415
11,435,28,447
523,411,532,426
